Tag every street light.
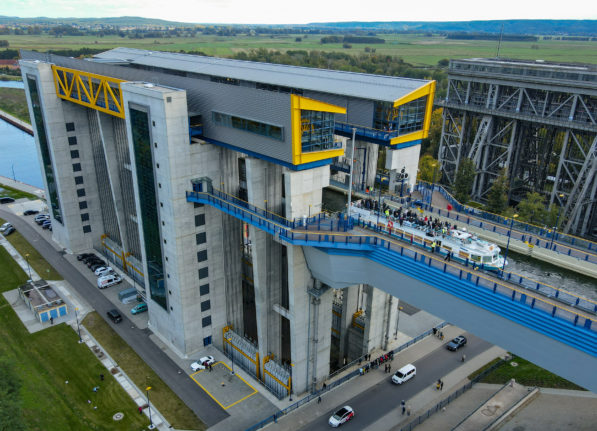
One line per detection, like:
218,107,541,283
394,304,403,340
502,214,519,272
549,194,565,250
24,253,32,281
146,386,154,429
74,307,82,343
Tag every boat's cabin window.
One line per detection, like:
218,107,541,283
471,255,481,261
483,255,493,263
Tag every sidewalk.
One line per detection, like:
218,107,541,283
265,323,506,431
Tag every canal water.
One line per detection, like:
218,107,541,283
0,80,43,189
323,188,597,300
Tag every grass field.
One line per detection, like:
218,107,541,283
0,245,149,430
83,311,206,430
0,87,29,123
469,356,584,390
4,33,597,66
0,217,62,280
0,182,38,200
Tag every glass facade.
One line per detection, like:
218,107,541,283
373,96,427,136
27,76,63,224
130,107,167,310
212,112,283,141
300,110,338,153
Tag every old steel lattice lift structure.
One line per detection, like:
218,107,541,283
438,58,597,236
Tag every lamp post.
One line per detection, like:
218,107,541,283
347,127,357,220
25,253,32,281
74,307,82,343
289,362,294,401
146,386,154,429
429,162,438,209
549,194,565,250
502,214,518,272
394,303,403,340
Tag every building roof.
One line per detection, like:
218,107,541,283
92,47,430,103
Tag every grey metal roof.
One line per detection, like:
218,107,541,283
92,47,430,103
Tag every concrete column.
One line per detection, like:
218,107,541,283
351,140,379,191
337,284,359,364
362,285,390,353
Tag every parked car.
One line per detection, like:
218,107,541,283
392,364,416,384
131,303,148,315
95,266,114,277
87,259,106,268
82,255,100,264
328,406,354,427
0,222,12,232
41,220,52,230
3,226,15,236
107,309,122,323
23,209,39,216
446,335,467,351
77,253,95,261
191,355,215,371
34,214,50,224
90,263,107,272
97,274,122,289
0,196,15,204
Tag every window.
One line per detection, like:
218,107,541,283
65,122,75,132
70,150,79,159
212,111,283,141
196,232,207,245
198,267,209,280
300,110,337,153
202,316,211,327
76,188,86,197
68,136,77,146
74,176,84,185
199,284,209,295
197,250,208,262
203,336,212,346
201,300,211,312
83,225,91,233
72,163,81,172
195,214,205,227
79,201,88,210
81,213,89,222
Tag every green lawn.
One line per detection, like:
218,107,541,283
0,246,149,430
83,312,206,430
0,87,30,123
5,33,597,66
469,355,585,390
0,182,38,200
0,217,62,280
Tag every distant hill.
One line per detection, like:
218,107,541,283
307,20,597,36
0,16,595,36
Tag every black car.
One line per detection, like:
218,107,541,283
87,259,105,268
446,335,467,351
77,253,95,261
23,209,39,216
0,196,15,204
82,255,100,264
107,309,122,323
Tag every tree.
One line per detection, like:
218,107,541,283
485,169,509,214
453,158,476,204
0,357,25,431
420,108,443,157
418,155,441,183
516,192,547,225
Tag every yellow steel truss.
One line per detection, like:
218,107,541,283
51,65,126,118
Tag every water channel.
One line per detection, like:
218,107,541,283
323,188,597,300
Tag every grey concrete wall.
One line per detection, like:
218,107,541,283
303,246,597,393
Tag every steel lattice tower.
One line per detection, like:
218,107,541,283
439,58,597,237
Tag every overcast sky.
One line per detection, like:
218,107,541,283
2,0,595,24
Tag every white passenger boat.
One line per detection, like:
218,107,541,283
349,204,506,271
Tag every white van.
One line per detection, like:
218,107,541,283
97,274,122,289
392,364,416,384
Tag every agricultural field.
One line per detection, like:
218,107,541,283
3,33,597,66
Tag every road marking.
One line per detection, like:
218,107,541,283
190,362,258,410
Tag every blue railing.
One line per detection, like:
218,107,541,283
186,188,597,345
413,182,597,265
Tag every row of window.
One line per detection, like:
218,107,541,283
212,111,283,141
66,125,92,235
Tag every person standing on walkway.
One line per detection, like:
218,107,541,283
318,396,322,404
401,400,406,415
461,354,466,362
436,380,441,391
440,380,444,390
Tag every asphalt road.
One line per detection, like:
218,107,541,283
299,333,492,430
0,208,229,426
